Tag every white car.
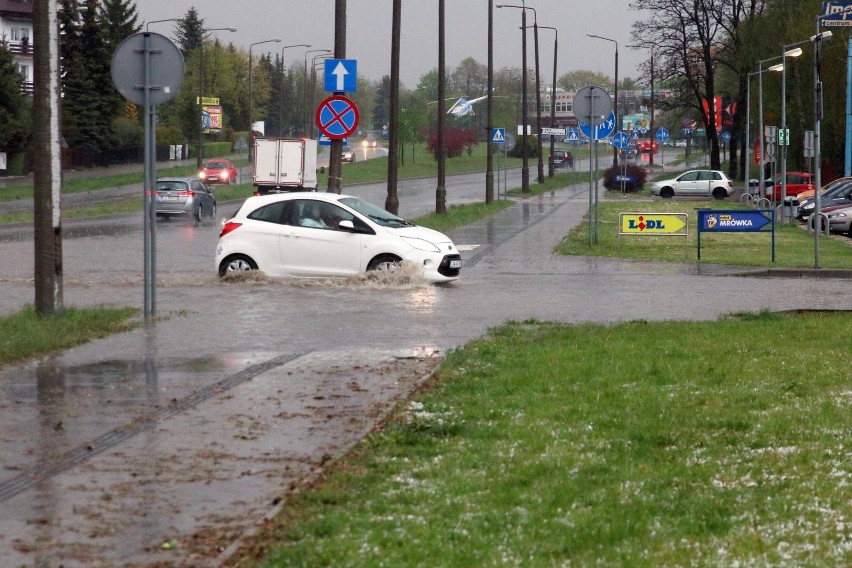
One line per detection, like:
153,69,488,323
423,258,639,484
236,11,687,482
215,193,462,283
650,170,734,200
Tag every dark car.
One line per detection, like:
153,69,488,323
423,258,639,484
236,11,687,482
798,181,852,220
155,177,217,223
550,150,574,170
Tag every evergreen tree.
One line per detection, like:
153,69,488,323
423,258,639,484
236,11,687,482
174,7,205,57
0,40,30,154
100,0,139,55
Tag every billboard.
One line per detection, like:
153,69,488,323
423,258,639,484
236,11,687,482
821,1,852,26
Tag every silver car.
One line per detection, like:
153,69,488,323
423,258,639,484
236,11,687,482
650,170,734,200
341,146,356,163
155,177,217,223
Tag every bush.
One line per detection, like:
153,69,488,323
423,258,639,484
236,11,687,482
602,164,648,193
426,128,479,159
508,135,539,159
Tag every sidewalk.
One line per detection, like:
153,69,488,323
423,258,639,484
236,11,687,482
0,184,850,567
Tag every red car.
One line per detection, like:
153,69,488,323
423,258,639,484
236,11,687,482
761,172,814,201
638,139,658,154
198,159,237,185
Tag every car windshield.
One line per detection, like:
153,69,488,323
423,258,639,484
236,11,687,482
156,181,189,191
339,197,411,227
205,162,226,170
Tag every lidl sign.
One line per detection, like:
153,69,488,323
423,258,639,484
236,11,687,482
620,213,687,235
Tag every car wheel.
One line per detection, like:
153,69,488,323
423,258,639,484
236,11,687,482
195,204,203,224
367,254,403,274
660,187,674,199
219,254,257,277
712,187,727,200
209,202,217,219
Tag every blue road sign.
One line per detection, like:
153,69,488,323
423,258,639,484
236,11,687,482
324,59,358,92
699,210,772,232
611,131,629,149
491,128,506,144
720,131,731,143
656,127,670,142
578,111,615,140
318,135,347,146
566,128,580,142
821,1,852,27
316,95,360,140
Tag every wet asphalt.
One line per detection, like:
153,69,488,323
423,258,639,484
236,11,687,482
0,173,851,567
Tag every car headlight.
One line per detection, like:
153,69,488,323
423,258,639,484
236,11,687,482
198,172,206,180
401,236,440,253
828,211,848,219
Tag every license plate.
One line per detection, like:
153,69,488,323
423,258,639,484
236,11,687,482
161,196,179,201
449,259,462,269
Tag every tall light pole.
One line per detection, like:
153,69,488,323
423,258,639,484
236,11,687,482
812,25,833,268
768,44,806,219
311,54,332,138
496,3,531,193
628,43,656,166
755,53,784,198
278,44,310,137
196,27,236,168
248,38,282,160
539,25,557,177
588,34,618,167
145,18,178,31
303,49,332,136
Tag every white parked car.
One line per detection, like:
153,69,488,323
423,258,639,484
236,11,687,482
215,193,462,283
650,170,734,200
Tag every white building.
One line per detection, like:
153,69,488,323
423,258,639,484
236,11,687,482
0,0,33,95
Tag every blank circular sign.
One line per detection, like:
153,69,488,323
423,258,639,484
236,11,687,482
572,86,612,126
111,32,184,106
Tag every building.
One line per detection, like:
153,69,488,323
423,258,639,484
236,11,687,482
0,0,33,95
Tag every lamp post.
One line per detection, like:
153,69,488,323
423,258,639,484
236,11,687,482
303,49,332,136
496,2,532,193
145,18,178,31
538,25,557,177
812,25,833,267
196,27,237,168
755,53,785,199
587,34,618,167
768,43,806,219
628,43,656,166
311,54,332,138
278,44,310,137
248,38,282,160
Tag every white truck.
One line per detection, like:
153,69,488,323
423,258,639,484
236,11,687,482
252,138,318,195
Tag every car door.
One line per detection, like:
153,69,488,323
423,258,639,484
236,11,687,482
675,171,700,195
192,179,213,212
281,199,363,277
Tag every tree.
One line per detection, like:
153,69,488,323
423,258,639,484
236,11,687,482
99,0,139,55
0,40,30,157
558,70,613,91
174,7,204,57
372,75,391,132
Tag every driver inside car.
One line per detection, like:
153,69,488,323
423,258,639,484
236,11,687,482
301,202,328,228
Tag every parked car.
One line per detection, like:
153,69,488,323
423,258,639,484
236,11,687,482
797,181,852,220
818,203,852,235
198,159,237,185
749,172,814,201
795,176,852,201
341,145,356,163
215,192,462,283
549,150,574,169
649,170,734,200
155,177,217,222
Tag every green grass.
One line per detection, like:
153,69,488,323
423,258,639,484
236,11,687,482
229,312,852,567
0,305,140,363
557,199,852,268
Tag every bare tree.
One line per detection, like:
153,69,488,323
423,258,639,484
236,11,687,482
630,0,765,173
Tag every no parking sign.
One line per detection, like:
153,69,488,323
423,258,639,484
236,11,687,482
315,95,360,140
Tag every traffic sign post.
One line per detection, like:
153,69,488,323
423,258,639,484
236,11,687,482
315,95,360,140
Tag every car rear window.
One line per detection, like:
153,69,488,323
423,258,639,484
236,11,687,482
157,181,188,191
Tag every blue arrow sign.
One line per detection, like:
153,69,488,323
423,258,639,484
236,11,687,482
656,127,670,142
611,131,629,149
698,210,772,232
578,111,615,140
324,59,357,93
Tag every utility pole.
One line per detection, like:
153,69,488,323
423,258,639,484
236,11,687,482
328,0,346,193
386,0,401,213
486,0,494,203
33,0,63,317
436,0,447,213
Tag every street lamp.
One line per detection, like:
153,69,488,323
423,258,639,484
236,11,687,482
538,25,557,177
587,34,618,167
303,49,332,136
197,27,237,169
496,2,532,193
248,38,282,159
311,54,333,138
278,44,310,137
145,18,178,31
754,53,785,198
768,43,806,218
811,25,833,267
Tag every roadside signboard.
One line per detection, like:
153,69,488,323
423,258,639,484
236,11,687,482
619,213,687,235
656,127,670,142
324,59,357,92
541,127,566,136
315,95,360,140
611,131,629,149
697,209,775,261
491,128,506,144
821,1,852,26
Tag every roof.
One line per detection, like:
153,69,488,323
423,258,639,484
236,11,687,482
0,0,33,18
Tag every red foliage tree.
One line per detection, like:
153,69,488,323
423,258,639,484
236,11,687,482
427,128,479,159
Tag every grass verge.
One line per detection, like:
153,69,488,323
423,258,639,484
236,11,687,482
229,312,852,567
0,305,140,364
557,199,851,268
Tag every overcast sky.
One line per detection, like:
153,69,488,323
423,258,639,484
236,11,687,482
136,1,652,90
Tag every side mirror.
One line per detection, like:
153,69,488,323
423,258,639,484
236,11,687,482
338,219,356,231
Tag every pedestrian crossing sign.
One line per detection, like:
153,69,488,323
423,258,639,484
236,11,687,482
566,128,579,142
491,128,506,144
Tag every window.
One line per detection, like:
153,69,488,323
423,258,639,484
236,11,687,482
248,202,288,224
680,172,699,182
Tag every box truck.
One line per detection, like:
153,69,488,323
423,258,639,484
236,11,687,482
252,138,318,194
